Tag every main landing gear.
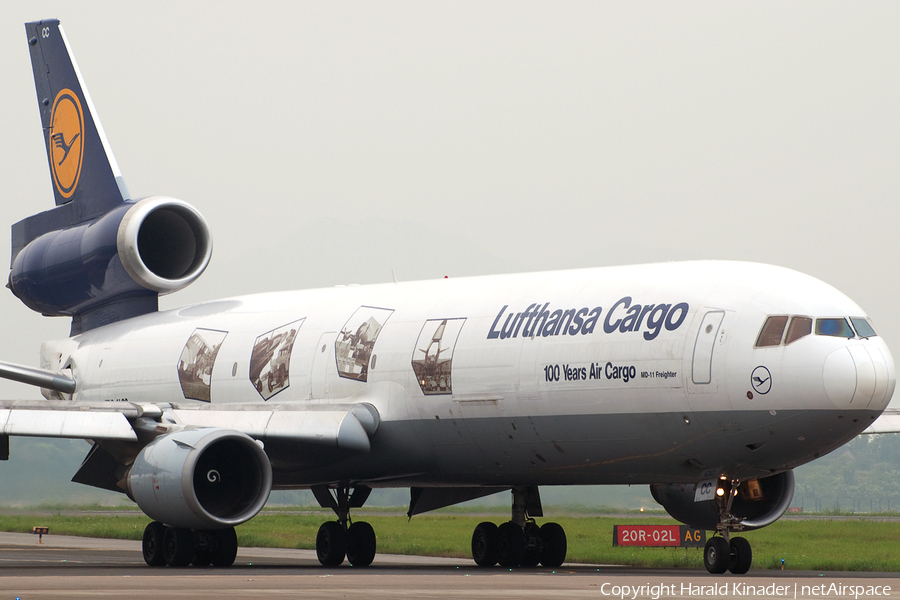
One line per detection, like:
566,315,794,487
141,522,238,567
470,486,567,568
312,485,377,567
704,478,752,575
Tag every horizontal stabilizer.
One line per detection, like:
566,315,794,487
0,360,75,394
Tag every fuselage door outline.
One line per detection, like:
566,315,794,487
691,310,725,385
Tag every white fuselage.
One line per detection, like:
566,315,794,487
45,261,895,489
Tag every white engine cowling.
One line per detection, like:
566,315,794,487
127,428,272,530
117,196,213,294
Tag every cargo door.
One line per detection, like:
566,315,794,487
310,332,336,399
691,311,724,386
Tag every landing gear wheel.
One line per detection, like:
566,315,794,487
210,527,238,567
191,535,211,567
163,527,195,567
316,521,347,566
471,522,498,567
190,531,211,567
141,522,166,566
704,537,729,574
539,522,567,568
495,521,526,567
520,522,542,567
728,536,753,574
346,521,376,567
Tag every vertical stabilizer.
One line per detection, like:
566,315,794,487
8,20,211,335
14,20,130,260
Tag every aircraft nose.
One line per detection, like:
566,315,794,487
823,344,894,409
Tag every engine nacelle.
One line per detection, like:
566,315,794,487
650,470,795,531
127,428,272,530
9,196,211,319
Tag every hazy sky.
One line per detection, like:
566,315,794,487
0,2,898,404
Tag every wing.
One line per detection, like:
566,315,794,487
0,401,376,452
0,402,137,441
862,408,900,434
170,403,377,452
0,361,136,440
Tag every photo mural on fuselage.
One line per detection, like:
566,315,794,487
411,318,466,396
486,296,690,341
335,306,395,382
250,319,304,400
177,328,228,402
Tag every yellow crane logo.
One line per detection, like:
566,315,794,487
48,88,84,199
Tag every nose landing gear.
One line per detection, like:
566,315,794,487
704,534,752,574
704,478,753,574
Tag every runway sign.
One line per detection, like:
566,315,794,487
613,525,706,547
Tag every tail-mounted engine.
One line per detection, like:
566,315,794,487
126,428,272,530
650,470,795,531
9,196,211,334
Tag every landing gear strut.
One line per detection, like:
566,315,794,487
469,486,567,568
312,485,377,567
141,522,238,567
704,478,753,575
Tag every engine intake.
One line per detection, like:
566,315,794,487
117,197,212,293
9,196,211,327
650,470,795,531
127,428,272,530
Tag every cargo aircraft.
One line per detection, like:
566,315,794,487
2,19,894,575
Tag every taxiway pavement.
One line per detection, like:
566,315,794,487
0,532,898,599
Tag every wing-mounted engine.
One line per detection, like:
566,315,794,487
650,470,795,531
126,428,272,530
9,196,211,334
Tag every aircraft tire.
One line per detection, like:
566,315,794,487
346,521,377,567
210,527,238,567
495,522,526,567
539,522,567,568
728,537,753,574
703,537,729,574
191,551,211,567
471,522,498,566
316,521,347,567
520,522,542,567
141,521,167,567
163,527,195,567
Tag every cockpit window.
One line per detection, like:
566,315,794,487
756,316,788,347
784,316,812,345
815,318,854,338
851,317,877,338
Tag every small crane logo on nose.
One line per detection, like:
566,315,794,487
751,366,772,395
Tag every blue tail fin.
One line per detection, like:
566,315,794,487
14,19,130,258
10,20,212,335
